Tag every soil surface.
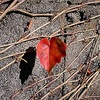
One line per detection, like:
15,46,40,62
0,0,100,100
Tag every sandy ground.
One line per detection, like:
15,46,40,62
0,0,100,100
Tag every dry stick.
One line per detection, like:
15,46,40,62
40,65,85,100
0,28,95,55
0,1,99,54
0,36,95,74
69,71,99,100
1,0,99,93
0,52,25,72
66,40,93,70
10,79,79,100
59,71,99,100
0,0,25,20
29,75,61,100
52,0,100,21
9,0,25,11
0,33,96,61
0,0,99,96
12,0,100,39
75,34,100,99
70,35,97,45
0,0,18,20
50,52,100,100
0,28,94,49
1,0,100,21
0,51,25,61
78,71,100,100
50,23,94,38
10,75,60,100
0,0,10,4
16,8,78,18
0,45,13,54
79,35,99,99
82,35,100,85
12,41,92,97
80,96,100,99
91,78,100,86
0,60,16,71
16,9,54,17
59,85,81,100
0,36,28,54
0,14,99,49
64,15,100,29
0,8,78,53
0,0,100,48
91,54,100,61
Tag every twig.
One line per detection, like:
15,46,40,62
29,75,61,99
82,35,100,84
67,40,93,70
16,9,54,17
40,65,85,100
80,95,100,99
0,0,25,20
0,33,96,61
64,14,100,29
0,0,17,20
59,85,81,100
69,35,97,45
0,19,96,48
0,0,10,4
39,40,94,100
0,60,16,71
68,71,99,100
0,2,99,48
59,70,99,100
0,45,13,54
10,75,60,99
0,51,25,61
78,71,99,100
0,28,95,55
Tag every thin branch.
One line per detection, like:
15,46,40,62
78,71,99,100
59,85,81,100
82,35,100,85
40,65,85,100
70,35,97,45
67,40,93,70
59,71,99,100
0,0,17,20
0,45,13,54
10,75,60,99
16,9,54,17
0,33,96,61
0,0,25,20
80,95,100,99
30,75,61,99
0,60,16,71
0,20,96,48
0,51,25,61
0,4,99,48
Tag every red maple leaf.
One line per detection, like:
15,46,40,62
37,37,67,73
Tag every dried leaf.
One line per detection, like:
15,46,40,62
37,37,67,73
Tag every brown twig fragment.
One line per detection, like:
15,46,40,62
0,0,25,20
0,60,16,71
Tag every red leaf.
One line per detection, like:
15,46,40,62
37,37,67,73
